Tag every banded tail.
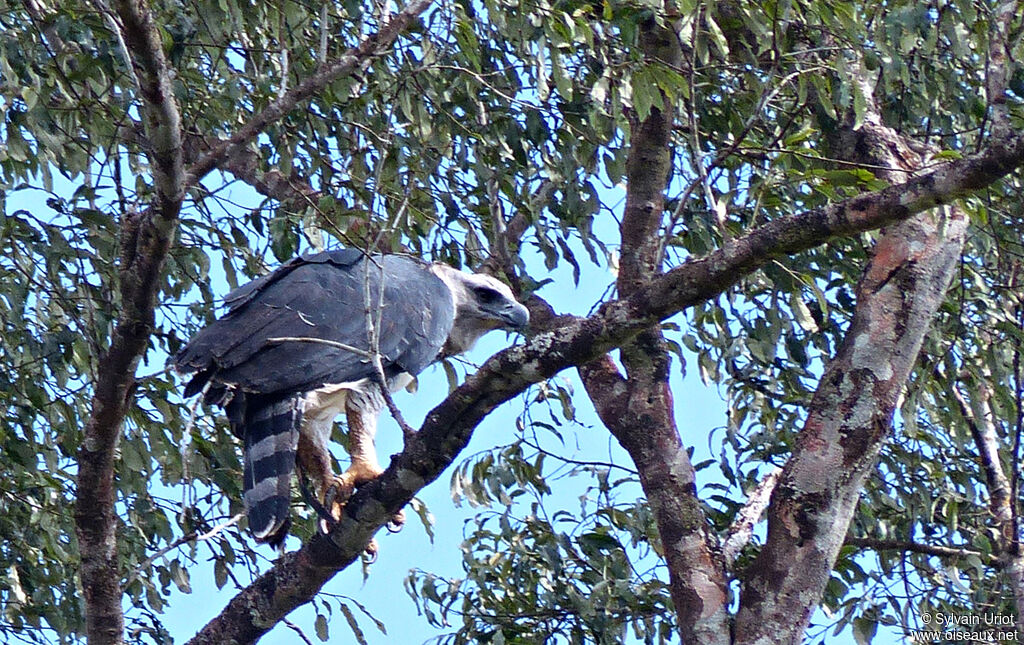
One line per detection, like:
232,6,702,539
228,394,303,547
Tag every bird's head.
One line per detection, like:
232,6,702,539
431,263,530,355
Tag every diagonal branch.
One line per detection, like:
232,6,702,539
723,469,782,568
734,60,967,644
951,383,1013,525
184,0,433,187
189,128,1024,645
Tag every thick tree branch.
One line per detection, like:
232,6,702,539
985,0,1020,139
218,144,321,209
71,5,434,636
74,4,441,645
184,0,433,187
736,209,968,644
107,0,184,204
979,5,1024,630
953,376,1024,633
579,13,729,644
189,101,1024,645
73,0,185,643
735,71,968,643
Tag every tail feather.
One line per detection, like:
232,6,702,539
236,394,302,546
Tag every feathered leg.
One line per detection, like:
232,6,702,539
296,384,404,549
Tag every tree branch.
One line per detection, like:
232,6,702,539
978,6,1024,632
579,13,729,644
723,469,781,568
184,0,434,187
74,0,185,643
123,514,244,589
951,383,1013,525
845,537,994,565
189,89,1024,645
734,67,970,644
105,0,184,204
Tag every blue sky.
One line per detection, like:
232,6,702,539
3,157,910,645
151,185,726,643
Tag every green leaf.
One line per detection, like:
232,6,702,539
213,560,228,590
851,81,868,130
339,603,368,645
704,12,730,58
852,616,877,644
454,19,482,72
631,68,659,122
315,613,329,642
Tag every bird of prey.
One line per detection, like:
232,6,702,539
175,249,529,546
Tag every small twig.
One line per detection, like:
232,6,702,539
722,468,781,567
359,255,418,440
266,336,372,359
845,537,994,565
179,379,211,510
487,176,511,268
318,4,329,63
520,438,638,475
283,619,315,645
278,7,289,98
91,0,142,92
185,0,434,185
123,514,244,589
371,359,417,439
360,169,417,439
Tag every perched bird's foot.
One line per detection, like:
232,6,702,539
386,509,406,533
323,472,358,518
315,472,356,534
317,465,386,534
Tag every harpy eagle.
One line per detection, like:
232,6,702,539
175,249,529,545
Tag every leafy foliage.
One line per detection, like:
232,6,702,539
0,0,1022,642
409,441,675,644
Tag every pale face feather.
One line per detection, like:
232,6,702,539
429,264,530,355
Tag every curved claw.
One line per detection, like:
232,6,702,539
386,509,406,533
363,538,379,562
315,473,358,535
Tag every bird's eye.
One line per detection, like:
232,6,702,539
474,286,501,304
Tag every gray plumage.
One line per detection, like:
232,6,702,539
177,249,453,397
175,249,529,545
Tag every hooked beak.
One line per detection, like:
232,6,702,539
501,302,530,330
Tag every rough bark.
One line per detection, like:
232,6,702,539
723,470,782,568
734,207,967,645
73,0,184,642
954,373,1024,637
979,4,1024,628
734,66,969,643
579,14,730,644
190,129,1024,643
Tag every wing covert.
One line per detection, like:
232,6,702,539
175,253,455,396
